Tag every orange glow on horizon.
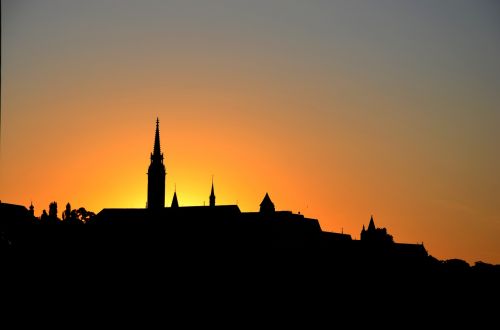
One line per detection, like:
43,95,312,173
2,1,499,265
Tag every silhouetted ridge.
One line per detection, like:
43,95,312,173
2,118,498,292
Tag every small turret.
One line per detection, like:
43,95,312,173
29,202,35,217
259,193,275,213
209,177,216,207
171,190,179,208
368,215,376,232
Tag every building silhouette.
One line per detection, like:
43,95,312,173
360,215,393,244
147,118,166,209
0,119,442,262
171,189,179,208
260,193,275,213
2,119,499,310
209,179,216,207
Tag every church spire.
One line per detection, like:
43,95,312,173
147,118,166,209
152,117,163,162
171,186,179,208
209,176,216,207
368,215,376,231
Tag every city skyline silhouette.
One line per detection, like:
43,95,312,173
1,118,498,278
2,1,499,265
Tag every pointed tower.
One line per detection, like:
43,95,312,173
29,202,35,218
209,177,216,207
368,215,376,232
259,192,275,213
147,118,166,209
171,190,179,208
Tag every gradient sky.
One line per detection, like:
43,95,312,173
2,0,499,264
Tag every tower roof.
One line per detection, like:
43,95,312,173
152,117,163,159
171,191,179,208
368,215,376,231
209,177,216,207
259,192,275,212
210,179,215,198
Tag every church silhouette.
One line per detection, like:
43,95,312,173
3,120,500,324
77,119,427,259
89,118,329,250
3,117,500,303
0,118,434,259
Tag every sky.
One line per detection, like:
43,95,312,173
1,0,499,264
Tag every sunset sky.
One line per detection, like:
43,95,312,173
1,0,499,264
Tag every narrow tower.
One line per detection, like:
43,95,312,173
209,177,216,207
171,190,179,208
29,202,35,218
368,215,376,232
147,118,166,209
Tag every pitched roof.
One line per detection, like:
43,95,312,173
260,193,274,207
368,215,376,231
171,191,179,208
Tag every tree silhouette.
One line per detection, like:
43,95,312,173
60,203,94,224
76,207,95,223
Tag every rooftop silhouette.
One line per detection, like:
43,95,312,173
1,119,498,288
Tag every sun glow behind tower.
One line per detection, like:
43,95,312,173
1,1,499,263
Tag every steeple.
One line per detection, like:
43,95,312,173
368,215,376,231
147,118,166,209
209,176,215,207
171,189,179,208
259,192,275,213
151,117,163,162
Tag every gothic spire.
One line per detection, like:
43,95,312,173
152,117,163,161
171,189,179,208
368,215,376,231
209,176,216,207
147,117,166,209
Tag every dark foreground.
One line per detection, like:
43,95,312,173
2,205,499,322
